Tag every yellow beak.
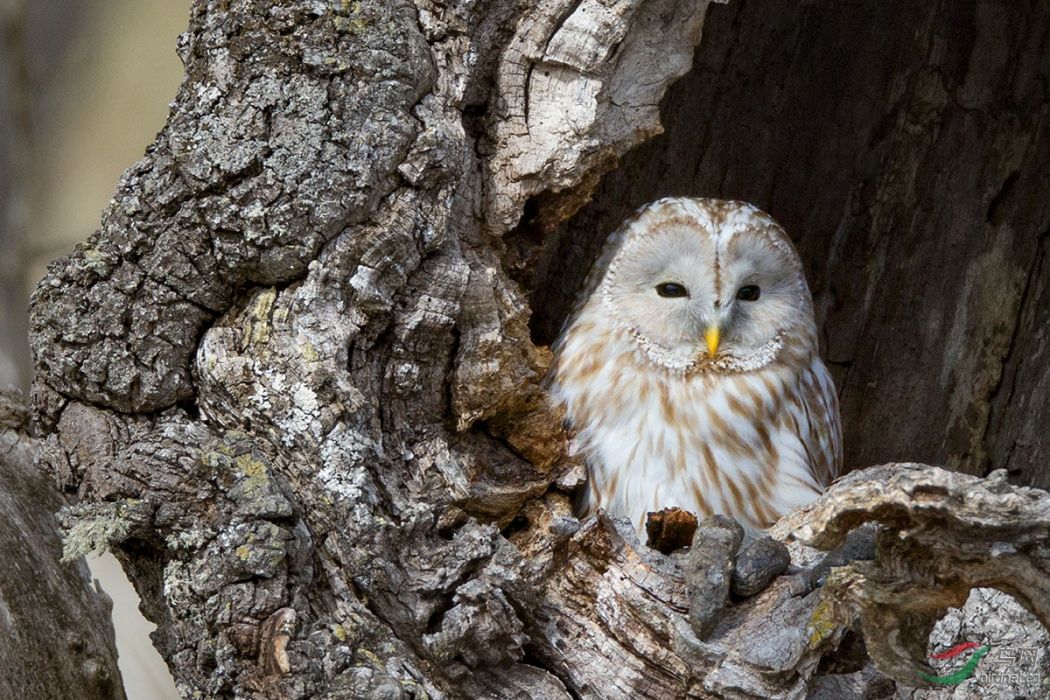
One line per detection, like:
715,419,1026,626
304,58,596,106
705,326,721,356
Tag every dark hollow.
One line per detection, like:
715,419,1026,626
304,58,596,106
527,0,1050,488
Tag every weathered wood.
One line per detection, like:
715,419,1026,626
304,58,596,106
28,1,724,696
779,465,1050,698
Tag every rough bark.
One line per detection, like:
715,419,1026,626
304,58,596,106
25,1,1050,699
0,386,125,699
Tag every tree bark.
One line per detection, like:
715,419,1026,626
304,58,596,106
26,1,1050,698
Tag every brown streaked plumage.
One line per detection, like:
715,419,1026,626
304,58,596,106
549,197,842,537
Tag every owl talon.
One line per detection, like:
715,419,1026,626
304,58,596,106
801,525,878,589
683,515,745,639
730,536,791,598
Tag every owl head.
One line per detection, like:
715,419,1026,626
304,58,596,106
598,197,817,373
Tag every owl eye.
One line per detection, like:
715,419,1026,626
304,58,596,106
737,285,761,301
655,282,689,298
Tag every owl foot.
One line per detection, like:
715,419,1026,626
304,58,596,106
730,535,791,598
682,515,745,638
796,524,877,590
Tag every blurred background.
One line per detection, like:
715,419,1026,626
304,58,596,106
0,1,191,696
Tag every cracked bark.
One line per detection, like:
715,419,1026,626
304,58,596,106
26,1,1050,698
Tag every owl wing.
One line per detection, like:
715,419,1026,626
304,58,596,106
793,356,843,487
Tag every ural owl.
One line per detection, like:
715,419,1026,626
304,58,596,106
549,197,841,537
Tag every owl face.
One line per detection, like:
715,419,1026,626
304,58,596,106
599,199,816,372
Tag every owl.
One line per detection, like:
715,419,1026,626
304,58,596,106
549,197,841,538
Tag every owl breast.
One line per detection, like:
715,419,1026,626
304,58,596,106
551,301,840,538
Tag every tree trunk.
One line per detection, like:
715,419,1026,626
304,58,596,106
0,387,125,699
26,1,1050,698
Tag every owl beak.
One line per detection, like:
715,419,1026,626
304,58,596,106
705,326,721,356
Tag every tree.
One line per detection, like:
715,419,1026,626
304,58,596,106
0,388,125,698
26,1,1050,698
